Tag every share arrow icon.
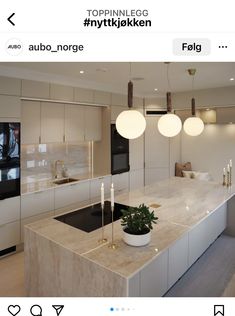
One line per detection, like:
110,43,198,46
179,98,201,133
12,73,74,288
52,305,64,316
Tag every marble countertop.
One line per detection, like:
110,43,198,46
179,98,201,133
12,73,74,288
21,172,111,195
25,177,235,278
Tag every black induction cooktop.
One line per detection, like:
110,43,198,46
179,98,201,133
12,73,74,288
54,200,129,233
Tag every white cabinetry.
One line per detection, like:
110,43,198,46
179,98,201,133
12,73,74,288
21,100,41,144
0,197,20,251
90,176,111,202
111,172,129,194
168,233,189,289
129,169,144,191
64,104,85,142
41,102,65,143
21,101,102,144
144,116,170,185
84,106,102,141
140,250,168,297
188,203,227,267
54,180,90,210
21,189,55,219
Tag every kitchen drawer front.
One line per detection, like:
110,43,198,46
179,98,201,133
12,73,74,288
112,172,129,192
21,189,55,219
0,221,20,251
21,210,54,243
168,233,189,289
0,196,20,225
55,181,90,210
90,176,111,200
140,250,168,297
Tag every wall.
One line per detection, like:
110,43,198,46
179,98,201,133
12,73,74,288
181,124,235,182
21,143,91,183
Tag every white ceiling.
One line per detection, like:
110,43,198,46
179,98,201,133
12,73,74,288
0,62,235,97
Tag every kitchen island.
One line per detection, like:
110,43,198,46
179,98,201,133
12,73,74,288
24,177,235,297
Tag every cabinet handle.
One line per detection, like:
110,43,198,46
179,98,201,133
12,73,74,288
63,135,66,142
39,135,41,144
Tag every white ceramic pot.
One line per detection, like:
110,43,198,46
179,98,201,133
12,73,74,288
123,228,151,247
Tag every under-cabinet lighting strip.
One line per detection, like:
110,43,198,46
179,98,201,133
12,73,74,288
20,97,108,107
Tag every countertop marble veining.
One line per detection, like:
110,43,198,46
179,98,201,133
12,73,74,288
25,177,235,278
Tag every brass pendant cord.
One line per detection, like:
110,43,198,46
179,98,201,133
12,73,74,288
191,71,196,116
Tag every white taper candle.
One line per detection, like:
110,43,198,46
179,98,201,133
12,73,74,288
111,183,114,208
101,182,104,206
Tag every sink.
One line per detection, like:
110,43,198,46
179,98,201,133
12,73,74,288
53,178,79,185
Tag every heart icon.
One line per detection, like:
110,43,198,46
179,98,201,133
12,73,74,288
8,305,21,316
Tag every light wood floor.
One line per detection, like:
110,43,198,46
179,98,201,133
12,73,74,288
0,251,25,296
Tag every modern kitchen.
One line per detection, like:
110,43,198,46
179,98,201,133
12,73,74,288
0,62,235,297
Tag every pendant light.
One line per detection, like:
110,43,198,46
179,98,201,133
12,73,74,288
183,69,204,136
116,64,146,139
158,63,182,137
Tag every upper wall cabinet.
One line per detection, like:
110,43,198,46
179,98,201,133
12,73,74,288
64,104,85,142
93,90,112,105
41,102,65,143
0,95,21,118
111,93,126,106
85,106,102,141
74,87,94,103
22,80,50,99
0,76,21,96
21,101,102,144
50,84,74,102
21,100,41,144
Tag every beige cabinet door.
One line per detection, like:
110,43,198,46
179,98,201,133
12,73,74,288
41,102,65,143
21,100,41,144
64,104,85,142
84,106,102,141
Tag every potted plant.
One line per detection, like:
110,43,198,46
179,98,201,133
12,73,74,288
121,204,158,247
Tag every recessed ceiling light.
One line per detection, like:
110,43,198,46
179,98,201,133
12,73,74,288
154,88,158,91
80,70,84,74
206,108,210,111
230,77,234,81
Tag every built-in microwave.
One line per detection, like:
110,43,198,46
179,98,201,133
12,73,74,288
0,122,20,199
111,124,130,175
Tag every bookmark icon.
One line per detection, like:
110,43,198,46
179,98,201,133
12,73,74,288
52,305,64,316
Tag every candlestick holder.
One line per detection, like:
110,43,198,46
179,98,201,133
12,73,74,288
223,174,226,186
98,204,108,244
108,206,118,250
230,166,232,186
227,171,230,187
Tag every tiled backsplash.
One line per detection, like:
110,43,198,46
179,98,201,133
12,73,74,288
21,142,92,184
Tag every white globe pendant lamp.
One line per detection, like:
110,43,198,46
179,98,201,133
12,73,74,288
158,63,182,137
183,69,204,136
158,92,182,137
116,69,146,139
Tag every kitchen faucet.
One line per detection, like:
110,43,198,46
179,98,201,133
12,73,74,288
54,160,65,179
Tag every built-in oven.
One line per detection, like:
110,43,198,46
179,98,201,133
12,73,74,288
0,123,20,199
111,124,129,175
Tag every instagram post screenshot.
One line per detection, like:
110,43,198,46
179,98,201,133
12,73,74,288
0,0,235,315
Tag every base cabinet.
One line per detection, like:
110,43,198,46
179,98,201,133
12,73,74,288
189,203,227,267
168,233,189,289
55,180,90,210
140,250,168,297
0,221,20,251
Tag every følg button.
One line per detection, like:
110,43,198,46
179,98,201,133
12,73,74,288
173,38,211,55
